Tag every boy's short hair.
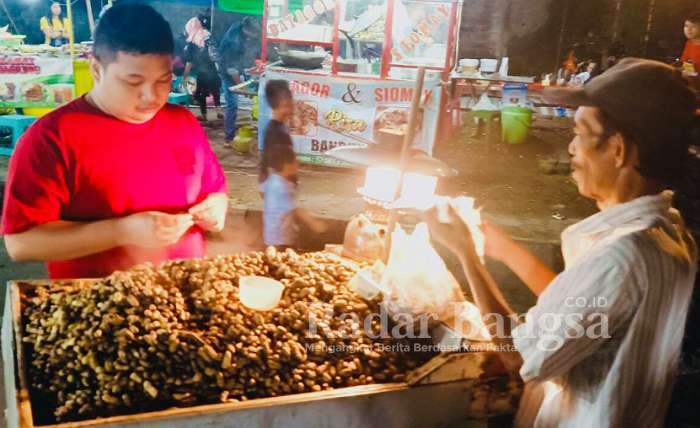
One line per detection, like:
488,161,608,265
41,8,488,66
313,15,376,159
266,144,297,173
94,4,174,65
265,80,293,109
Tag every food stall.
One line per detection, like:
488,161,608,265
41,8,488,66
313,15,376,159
258,0,462,166
0,7,92,113
4,247,522,427
0,46,78,110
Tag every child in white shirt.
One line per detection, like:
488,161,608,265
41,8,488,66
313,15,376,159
262,144,326,248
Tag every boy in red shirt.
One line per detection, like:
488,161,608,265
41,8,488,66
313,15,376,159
1,4,228,279
681,11,700,76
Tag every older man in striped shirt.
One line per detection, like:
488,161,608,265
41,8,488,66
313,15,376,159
425,58,698,427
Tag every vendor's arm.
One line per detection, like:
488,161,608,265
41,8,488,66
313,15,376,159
482,220,556,296
510,252,635,383
423,205,515,347
5,212,193,262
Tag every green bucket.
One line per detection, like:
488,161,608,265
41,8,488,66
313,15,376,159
501,106,532,144
238,125,255,139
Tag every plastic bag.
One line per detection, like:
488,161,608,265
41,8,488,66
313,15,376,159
341,214,387,263
380,223,465,323
446,196,486,261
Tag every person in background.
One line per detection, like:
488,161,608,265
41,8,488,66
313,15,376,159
259,80,295,186
262,144,326,249
681,11,700,77
2,4,227,279
183,15,222,123
40,2,71,47
218,17,260,146
571,61,599,86
557,50,578,85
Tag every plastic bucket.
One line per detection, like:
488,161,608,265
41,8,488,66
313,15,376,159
501,106,532,144
239,276,284,311
73,59,93,97
502,83,528,107
239,125,255,139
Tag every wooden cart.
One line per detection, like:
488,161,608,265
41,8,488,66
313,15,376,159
3,280,522,428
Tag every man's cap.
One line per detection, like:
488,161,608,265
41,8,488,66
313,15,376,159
543,58,697,137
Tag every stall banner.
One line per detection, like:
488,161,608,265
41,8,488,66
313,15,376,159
259,69,442,167
0,56,75,108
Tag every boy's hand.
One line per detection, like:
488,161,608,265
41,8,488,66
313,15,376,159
116,212,194,248
189,193,228,232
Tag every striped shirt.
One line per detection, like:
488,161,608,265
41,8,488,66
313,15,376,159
512,192,697,428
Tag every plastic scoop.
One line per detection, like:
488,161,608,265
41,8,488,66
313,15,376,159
239,276,285,311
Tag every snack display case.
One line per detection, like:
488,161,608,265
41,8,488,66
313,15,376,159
259,0,462,166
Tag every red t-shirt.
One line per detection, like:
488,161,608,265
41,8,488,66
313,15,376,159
682,40,700,73
1,97,226,279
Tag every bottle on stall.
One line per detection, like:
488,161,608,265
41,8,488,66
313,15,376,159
498,57,509,77
371,59,380,75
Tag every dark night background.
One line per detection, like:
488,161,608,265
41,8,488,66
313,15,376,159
0,0,696,77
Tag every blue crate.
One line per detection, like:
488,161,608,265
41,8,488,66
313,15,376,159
172,76,183,92
0,115,36,157
168,92,189,106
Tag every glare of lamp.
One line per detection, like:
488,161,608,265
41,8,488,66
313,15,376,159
400,173,438,205
360,167,401,202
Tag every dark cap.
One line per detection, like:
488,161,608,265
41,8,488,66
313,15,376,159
544,58,697,137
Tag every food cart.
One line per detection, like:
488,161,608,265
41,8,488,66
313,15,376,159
3,250,522,428
258,0,462,166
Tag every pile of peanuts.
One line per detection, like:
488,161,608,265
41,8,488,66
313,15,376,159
22,248,436,422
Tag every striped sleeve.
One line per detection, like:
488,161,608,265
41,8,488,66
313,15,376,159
512,253,637,383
